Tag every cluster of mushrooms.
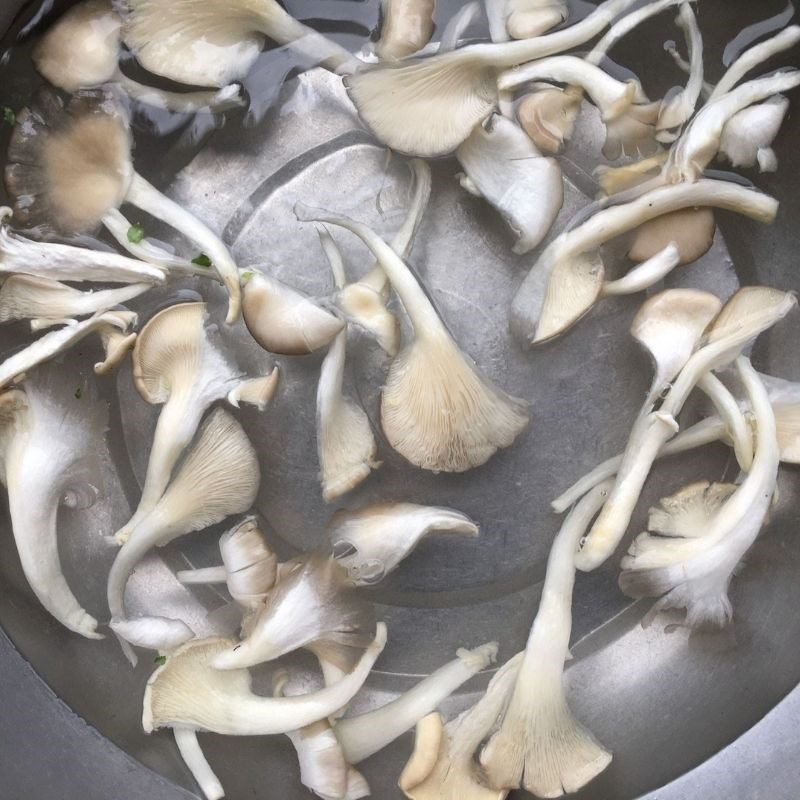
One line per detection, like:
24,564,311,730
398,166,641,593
0,0,798,798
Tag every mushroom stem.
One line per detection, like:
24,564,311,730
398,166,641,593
600,243,680,296
697,372,753,471
114,72,245,114
176,566,228,585
173,728,224,800
124,173,241,323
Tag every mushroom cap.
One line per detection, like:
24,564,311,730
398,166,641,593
132,302,208,404
517,86,582,155
704,286,797,345
220,516,278,607
647,480,737,539
507,1,567,40
5,88,132,236
242,272,344,355
628,207,716,266
33,0,122,92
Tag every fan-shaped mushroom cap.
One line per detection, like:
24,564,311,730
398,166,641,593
5,88,132,237
517,85,583,154
628,207,716,265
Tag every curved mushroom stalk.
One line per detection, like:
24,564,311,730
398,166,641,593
600,243,681,296
108,408,260,654
344,0,643,157
173,727,225,800
114,302,272,544
0,274,149,329
455,114,563,254
512,180,777,345
142,624,388,736
516,85,583,154
577,287,796,572
316,230,380,502
0,208,164,285
628,207,717,266
719,95,790,173
94,316,138,374
295,204,530,473
479,482,612,796
4,88,242,323
375,0,436,60
0,309,136,390
212,553,376,671
120,0,361,88
242,270,344,355
620,358,779,630
33,0,245,113
329,502,479,585
696,372,753,471
0,368,107,638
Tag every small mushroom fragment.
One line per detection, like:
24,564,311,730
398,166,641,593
94,312,138,374
316,230,380,501
4,88,243,323
516,85,583,154
0,367,107,638
120,0,361,89
344,0,642,157
142,625,388,800
375,0,436,61
513,180,776,344
212,552,376,671
115,302,277,543
577,287,797,572
0,208,164,285
479,482,612,796
455,113,563,254
718,95,790,173
33,0,245,113
0,309,136,390
295,204,530,473
108,408,260,656
504,0,567,40
620,357,779,630
0,274,149,330
242,270,344,356
329,502,479,585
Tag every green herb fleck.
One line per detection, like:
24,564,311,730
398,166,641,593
2,107,15,126
154,655,167,666
74,387,83,399
192,253,213,268
127,223,145,244
240,270,255,285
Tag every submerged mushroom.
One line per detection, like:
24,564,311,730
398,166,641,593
295,204,530,473
329,502,479,585
620,357,779,630
108,408,260,656
120,0,361,89
142,625,388,800
33,0,244,113
0,367,107,638
456,113,563,254
505,0,567,39
375,0,436,61
4,88,243,323
114,302,277,543
718,95,790,173
516,85,583,154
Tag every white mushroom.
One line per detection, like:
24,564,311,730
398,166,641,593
375,0,436,61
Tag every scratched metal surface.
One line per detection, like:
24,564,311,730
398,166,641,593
0,1,800,800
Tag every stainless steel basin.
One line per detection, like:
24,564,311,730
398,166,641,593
0,1,799,799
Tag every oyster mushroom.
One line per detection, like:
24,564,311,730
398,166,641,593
516,85,583,154
0,366,107,638
4,88,243,323
295,203,530,472
375,0,436,61
718,95,790,173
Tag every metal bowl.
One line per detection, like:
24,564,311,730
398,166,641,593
0,1,799,798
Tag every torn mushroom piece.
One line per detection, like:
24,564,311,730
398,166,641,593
94,311,138,374
0,309,136,390
344,0,643,156
329,502,479,585
0,367,107,638
114,302,276,544
516,85,583,155
620,357,779,631
33,0,244,113
211,552,376,672
0,274,149,330
455,113,563,254
505,0,567,39
120,0,361,89
375,0,436,61
142,625,388,800
107,408,260,658
513,180,776,344
295,204,530,473
577,287,797,572
4,88,243,323
242,270,344,356
316,230,380,502
479,481,612,796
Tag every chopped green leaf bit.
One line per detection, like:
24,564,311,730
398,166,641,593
192,253,213,267
154,655,167,665
74,387,83,399
240,270,255,284
127,223,145,244
2,107,14,126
